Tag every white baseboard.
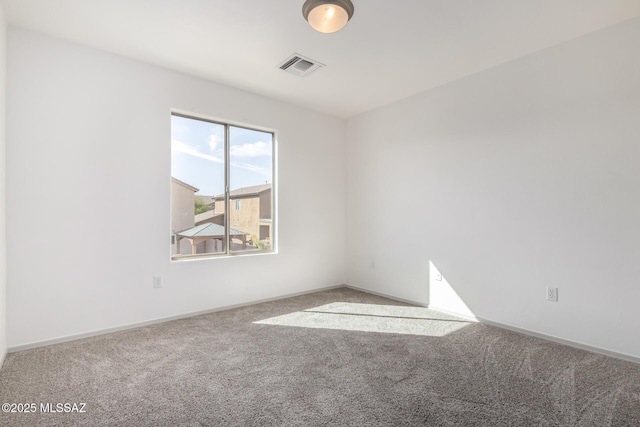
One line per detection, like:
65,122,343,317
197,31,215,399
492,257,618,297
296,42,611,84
426,305,480,323
8,284,345,353
9,284,640,366
343,284,429,308
344,284,640,365
475,317,640,365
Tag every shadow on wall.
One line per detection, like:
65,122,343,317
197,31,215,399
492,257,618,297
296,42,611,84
254,302,472,337
429,261,477,320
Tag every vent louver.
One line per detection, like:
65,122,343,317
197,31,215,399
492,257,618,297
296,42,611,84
278,53,324,77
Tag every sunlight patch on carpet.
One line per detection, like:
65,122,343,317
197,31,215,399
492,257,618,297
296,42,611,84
254,302,472,336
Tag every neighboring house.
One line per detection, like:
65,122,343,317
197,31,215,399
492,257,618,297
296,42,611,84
171,177,199,255
194,210,223,226
175,222,248,255
190,209,227,253
172,177,229,255
214,184,272,248
172,178,263,256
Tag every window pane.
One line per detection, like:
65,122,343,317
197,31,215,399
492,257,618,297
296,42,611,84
171,115,226,257
229,126,273,253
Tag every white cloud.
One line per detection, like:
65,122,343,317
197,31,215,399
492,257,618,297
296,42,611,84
172,139,223,163
231,161,271,176
208,132,222,154
172,139,269,177
230,141,271,157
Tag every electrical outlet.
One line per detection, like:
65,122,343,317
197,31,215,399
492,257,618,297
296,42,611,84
153,276,162,289
547,287,558,302
435,272,443,281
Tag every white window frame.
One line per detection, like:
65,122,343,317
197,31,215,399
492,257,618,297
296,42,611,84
171,110,277,260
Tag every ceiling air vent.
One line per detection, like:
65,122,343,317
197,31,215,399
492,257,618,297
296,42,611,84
277,53,324,77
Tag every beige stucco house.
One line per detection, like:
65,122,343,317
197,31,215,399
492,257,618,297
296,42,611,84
172,178,270,256
171,177,199,255
214,184,272,249
171,177,232,255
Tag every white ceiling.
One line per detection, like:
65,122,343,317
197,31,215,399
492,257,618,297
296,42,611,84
2,0,640,118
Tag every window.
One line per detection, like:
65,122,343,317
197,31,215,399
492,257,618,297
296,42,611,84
170,112,275,259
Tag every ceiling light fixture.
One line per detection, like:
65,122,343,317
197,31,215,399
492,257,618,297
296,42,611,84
302,0,355,34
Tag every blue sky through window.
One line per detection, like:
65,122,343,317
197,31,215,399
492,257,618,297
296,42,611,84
171,115,273,196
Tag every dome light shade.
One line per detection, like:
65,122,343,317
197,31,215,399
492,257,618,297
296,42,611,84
302,0,355,34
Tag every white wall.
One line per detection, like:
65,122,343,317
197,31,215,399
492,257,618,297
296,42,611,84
346,18,640,358
0,4,7,365
6,28,346,348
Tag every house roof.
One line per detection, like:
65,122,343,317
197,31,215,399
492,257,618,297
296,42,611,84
214,183,271,200
176,223,246,238
194,210,223,224
171,177,199,193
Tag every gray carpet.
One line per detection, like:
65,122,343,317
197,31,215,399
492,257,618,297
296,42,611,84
1,287,639,426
